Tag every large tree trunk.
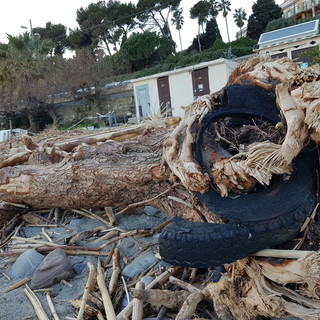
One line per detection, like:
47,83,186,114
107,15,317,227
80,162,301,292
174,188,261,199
0,125,219,222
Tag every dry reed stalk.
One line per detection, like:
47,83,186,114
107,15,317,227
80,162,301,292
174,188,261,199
96,259,116,320
132,281,145,320
76,262,97,320
109,248,121,294
104,207,116,225
24,285,50,320
46,292,61,320
71,209,112,226
2,276,32,293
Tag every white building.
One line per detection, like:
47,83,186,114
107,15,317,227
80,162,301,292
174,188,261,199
256,19,320,67
131,58,239,120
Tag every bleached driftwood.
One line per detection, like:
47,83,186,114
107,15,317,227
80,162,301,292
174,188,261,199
204,252,320,320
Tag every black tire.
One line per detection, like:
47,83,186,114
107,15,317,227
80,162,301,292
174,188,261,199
193,84,315,223
159,84,319,268
159,191,315,268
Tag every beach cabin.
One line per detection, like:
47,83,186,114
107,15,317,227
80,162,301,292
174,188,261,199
131,58,239,120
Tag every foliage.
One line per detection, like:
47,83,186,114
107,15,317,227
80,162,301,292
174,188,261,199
212,38,228,51
171,7,184,51
190,1,212,30
302,47,320,64
188,18,222,52
247,0,283,40
218,0,231,42
136,0,181,43
115,31,175,71
72,0,137,55
265,18,295,32
33,22,68,56
233,7,247,33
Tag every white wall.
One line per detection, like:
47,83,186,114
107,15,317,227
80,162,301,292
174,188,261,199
169,71,194,118
132,59,239,120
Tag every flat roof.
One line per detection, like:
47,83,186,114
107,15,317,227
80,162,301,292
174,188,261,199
258,20,319,48
131,58,238,83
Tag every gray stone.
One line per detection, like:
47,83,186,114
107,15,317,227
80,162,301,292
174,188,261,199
140,275,154,287
30,248,75,289
143,206,160,216
122,251,160,279
68,218,84,230
11,249,44,279
72,263,87,275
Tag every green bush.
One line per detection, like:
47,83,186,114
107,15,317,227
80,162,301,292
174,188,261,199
212,39,228,51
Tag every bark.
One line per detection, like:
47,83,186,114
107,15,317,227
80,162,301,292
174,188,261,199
0,126,219,222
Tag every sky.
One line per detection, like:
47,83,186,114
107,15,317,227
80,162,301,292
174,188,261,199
0,0,284,51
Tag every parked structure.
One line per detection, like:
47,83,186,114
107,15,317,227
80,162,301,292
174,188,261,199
256,19,320,67
131,58,239,120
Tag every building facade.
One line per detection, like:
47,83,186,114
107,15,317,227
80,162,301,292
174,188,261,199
280,0,320,20
131,58,239,120
256,19,320,67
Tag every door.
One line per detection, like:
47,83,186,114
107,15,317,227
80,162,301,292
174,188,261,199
192,67,210,97
157,76,172,117
136,84,151,118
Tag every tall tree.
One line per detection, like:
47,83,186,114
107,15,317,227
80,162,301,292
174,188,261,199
233,8,247,37
116,31,175,71
136,0,181,44
75,1,112,54
171,7,184,51
247,0,283,41
73,0,137,55
105,0,137,46
190,1,211,52
208,0,219,17
33,22,68,56
0,33,58,132
218,0,231,43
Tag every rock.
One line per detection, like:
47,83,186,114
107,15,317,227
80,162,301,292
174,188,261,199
122,251,160,279
29,248,75,289
140,275,154,287
143,206,160,216
11,249,44,279
68,218,84,230
72,263,87,275
121,292,133,309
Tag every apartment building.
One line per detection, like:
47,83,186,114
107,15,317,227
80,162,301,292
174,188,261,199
281,0,320,20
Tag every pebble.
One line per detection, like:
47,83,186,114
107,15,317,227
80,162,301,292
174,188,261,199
72,263,87,275
140,275,154,287
10,249,44,279
143,206,161,216
68,218,84,230
122,251,160,279
29,248,75,289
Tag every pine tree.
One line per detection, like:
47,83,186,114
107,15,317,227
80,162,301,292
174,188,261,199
247,0,282,41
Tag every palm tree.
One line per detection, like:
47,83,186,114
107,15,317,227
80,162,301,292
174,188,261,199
208,0,219,18
190,1,211,52
218,0,231,43
233,7,247,37
171,8,184,52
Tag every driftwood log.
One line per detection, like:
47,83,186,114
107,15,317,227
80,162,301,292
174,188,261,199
1,55,320,318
